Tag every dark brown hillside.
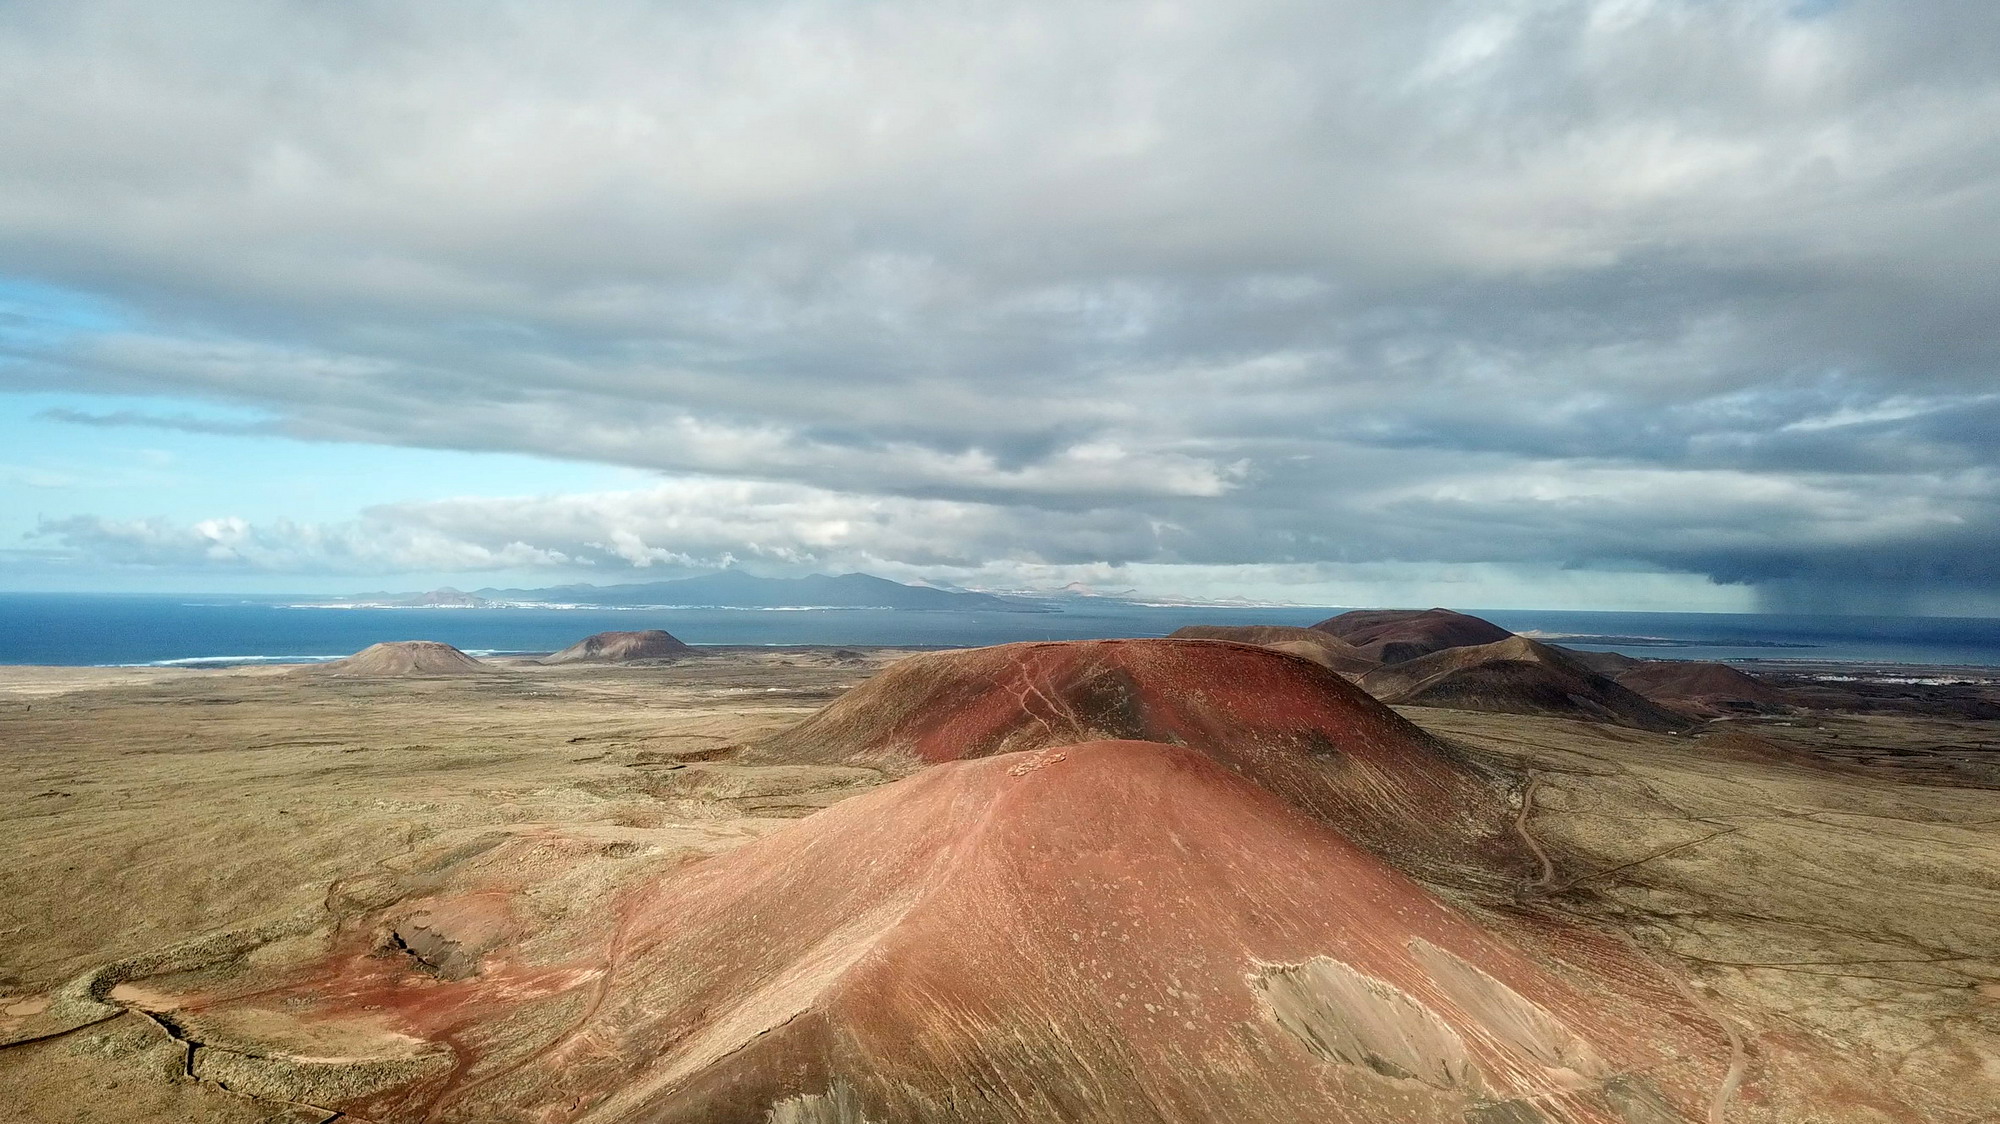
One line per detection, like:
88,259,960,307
540,629,694,664
1615,660,1792,717
1362,636,1693,732
1167,624,1377,673
1312,608,1514,663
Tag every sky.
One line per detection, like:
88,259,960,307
2,0,1997,613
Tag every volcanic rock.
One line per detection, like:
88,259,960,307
1551,647,1646,677
1311,608,1514,664
309,641,489,677
1361,637,1693,732
540,629,694,665
1167,624,1377,674
755,638,1519,883
1615,660,1792,717
153,741,1724,1124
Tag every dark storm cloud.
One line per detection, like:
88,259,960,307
3,0,1998,607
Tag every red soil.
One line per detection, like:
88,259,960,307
754,638,1519,882
178,741,1726,1124
1312,608,1514,664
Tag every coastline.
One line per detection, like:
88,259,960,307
7,594,2000,668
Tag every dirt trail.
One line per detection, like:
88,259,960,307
1515,772,1556,893
1509,763,1750,1123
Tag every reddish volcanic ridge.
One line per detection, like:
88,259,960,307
539,629,693,664
1362,637,1693,732
1167,624,1377,674
754,638,1519,881
166,741,1724,1124
1312,607,1516,664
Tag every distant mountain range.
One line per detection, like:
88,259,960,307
313,571,1051,612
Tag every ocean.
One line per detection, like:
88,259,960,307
2,593,1999,668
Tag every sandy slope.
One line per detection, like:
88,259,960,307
308,641,491,677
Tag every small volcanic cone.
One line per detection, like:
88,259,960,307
755,638,1520,883
1362,637,1692,732
1615,660,1792,717
1167,624,1377,674
163,742,1722,1124
310,641,489,677
1312,607,1515,664
540,629,693,665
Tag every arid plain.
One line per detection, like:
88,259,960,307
1,632,1997,1123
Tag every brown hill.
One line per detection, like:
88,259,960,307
1362,636,1693,732
308,641,489,677
1552,646,1645,676
1615,660,1791,717
1166,624,1377,673
540,629,693,664
154,741,1725,1123
755,638,1519,883
1311,607,1514,663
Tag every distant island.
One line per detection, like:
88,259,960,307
303,570,1051,613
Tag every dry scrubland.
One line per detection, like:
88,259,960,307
0,646,1995,1123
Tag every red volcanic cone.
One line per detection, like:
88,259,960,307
755,638,1522,886
189,742,1724,1124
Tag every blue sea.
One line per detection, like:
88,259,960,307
2,594,1999,668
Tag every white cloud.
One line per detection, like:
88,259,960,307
3,0,1998,607
32,480,1765,610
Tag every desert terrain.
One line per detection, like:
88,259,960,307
1,636,1996,1122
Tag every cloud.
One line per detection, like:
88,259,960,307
39,406,278,437
3,0,1998,609
31,513,575,574
31,461,1999,613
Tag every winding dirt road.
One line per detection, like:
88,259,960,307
1510,768,1749,1124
